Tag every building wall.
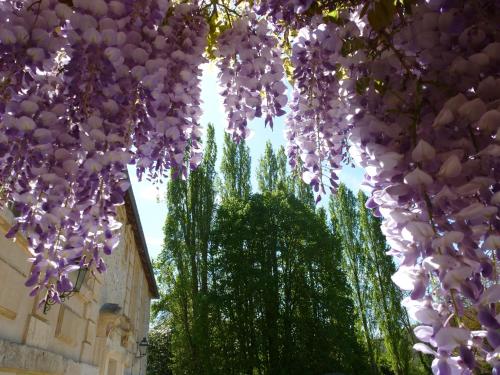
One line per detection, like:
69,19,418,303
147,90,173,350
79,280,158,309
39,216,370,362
0,206,153,375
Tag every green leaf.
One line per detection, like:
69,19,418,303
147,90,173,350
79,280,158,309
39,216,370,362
355,76,371,95
323,9,339,24
367,0,396,31
341,37,365,57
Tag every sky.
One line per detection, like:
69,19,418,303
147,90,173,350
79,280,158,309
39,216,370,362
129,63,365,260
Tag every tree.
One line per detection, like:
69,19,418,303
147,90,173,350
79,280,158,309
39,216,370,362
257,141,278,192
220,133,252,200
211,190,367,375
154,140,369,374
330,185,378,374
154,124,217,374
357,191,410,374
212,134,256,373
331,186,431,375
147,327,173,375
358,191,432,375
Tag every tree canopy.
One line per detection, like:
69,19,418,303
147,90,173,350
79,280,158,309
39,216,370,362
152,133,428,374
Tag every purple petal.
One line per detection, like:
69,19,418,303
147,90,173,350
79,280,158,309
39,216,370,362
5,223,20,239
478,308,500,330
437,359,451,375
459,345,475,369
487,330,500,348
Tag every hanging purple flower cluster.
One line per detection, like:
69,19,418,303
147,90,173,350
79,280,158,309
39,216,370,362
0,0,98,305
135,3,208,181
261,0,499,370
0,0,207,308
216,12,287,141
285,18,356,196
1,0,499,371
340,1,500,372
255,0,314,23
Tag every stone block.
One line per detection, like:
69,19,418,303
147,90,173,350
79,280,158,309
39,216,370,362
25,314,51,349
85,321,96,343
79,283,94,304
0,215,29,257
79,362,99,375
0,263,23,321
84,301,99,323
64,359,82,375
0,337,100,375
0,337,65,374
80,341,94,364
0,239,28,279
55,306,82,346
67,294,85,317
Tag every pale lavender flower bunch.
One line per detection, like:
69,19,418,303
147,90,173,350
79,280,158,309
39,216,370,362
0,0,172,307
135,3,208,181
270,0,500,370
0,0,90,305
344,1,500,373
286,18,358,197
216,11,287,142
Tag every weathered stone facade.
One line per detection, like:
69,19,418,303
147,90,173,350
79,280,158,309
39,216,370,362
0,188,159,375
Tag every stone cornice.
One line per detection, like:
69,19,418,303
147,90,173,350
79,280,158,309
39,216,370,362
124,187,160,299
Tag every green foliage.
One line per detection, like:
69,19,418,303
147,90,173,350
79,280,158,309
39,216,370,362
152,130,427,375
256,141,279,192
146,328,173,375
183,0,414,82
330,186,431,375
209,190,367,374
366,0,396,31
220,133,251,200
152,124,218,374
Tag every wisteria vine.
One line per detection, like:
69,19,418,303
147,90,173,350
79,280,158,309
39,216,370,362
0,0,499,373
311,1,499,373
216,12,287,140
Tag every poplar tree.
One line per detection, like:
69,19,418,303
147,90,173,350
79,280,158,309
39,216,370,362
357,192,432,375
357,191,413,374
155,124,217,374
257,141,278,193
220,133,251,200
209,133,254,373
330,186,430,375
330,185,378,374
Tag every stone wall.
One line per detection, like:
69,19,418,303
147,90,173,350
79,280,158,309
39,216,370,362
0,205,154,375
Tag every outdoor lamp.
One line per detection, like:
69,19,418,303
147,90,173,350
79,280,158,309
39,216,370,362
72,266,88,293
137,337,149,358
43,266,88,314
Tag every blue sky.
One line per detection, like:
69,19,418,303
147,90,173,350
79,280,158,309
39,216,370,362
129,63,365,260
